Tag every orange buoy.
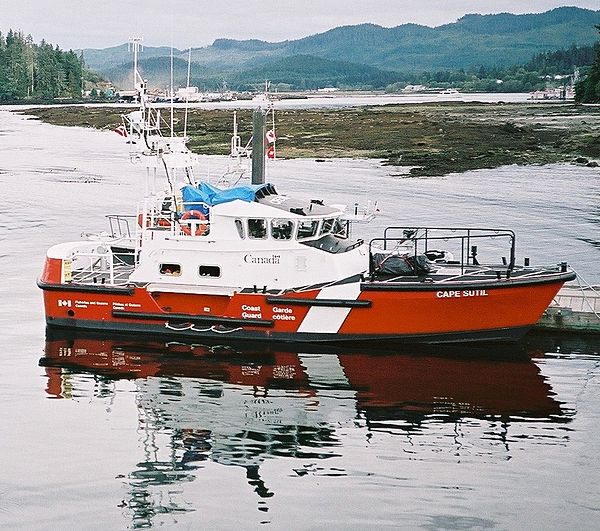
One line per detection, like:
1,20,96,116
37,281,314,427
180,210,207,236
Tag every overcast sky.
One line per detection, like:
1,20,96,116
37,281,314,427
1,1,599,50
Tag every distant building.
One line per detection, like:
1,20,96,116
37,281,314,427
177,86,203,102
116,90,138,103
85,81,116,99
529,87,574,100
402,85,426,92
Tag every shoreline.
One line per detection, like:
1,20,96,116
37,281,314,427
15,101,600,176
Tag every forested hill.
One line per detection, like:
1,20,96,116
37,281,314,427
83,6,600,90
575,26,600,102
0,30,86,101
3,7,598,100
278,7,599,70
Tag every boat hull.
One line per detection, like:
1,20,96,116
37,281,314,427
39,270,574,344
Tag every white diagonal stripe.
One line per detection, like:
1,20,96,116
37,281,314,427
297,282,361,334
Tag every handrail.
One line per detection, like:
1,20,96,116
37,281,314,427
133,198,213,238
106,214,135,238
71,248,117,285
372,226,516,276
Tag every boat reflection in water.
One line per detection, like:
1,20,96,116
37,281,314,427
40,330,573,528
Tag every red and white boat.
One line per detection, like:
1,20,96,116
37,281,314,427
38,51,575,344
40,332,563,418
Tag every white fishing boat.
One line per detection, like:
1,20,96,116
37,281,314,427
438,88,461,97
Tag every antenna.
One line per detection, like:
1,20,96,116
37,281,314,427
271,106,276,160
128,36,144,94
170,45,174,139
231,111,242,159
184,48,192,138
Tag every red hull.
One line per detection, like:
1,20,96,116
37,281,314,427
39,256,573,343
41,333,563,418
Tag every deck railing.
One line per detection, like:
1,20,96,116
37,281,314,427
134,199,211,239
370,226,516,276
106,215,135,238
69,246,133,286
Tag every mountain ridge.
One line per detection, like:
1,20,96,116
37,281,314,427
81,7,600,90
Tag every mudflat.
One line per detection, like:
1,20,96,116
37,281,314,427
21,102,600,176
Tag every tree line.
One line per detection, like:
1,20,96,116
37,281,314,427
386,43,596,94
574,26,600,103
217,42,597,94
1,25,598,101
0,30,84,101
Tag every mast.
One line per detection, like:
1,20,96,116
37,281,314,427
128,36,144,101
251,107,266,184
231,111,242,159
251,81,274,184
170,45,174,138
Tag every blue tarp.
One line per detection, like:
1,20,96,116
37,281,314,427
181,182,270,212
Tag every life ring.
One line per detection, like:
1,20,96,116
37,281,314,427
180,210,207,236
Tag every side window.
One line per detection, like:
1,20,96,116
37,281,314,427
199,265,221,277
320,218,335,235
235,219,245,239
271,219,294,240
332,219,348,238
248,218,267,239
160,263,181,276
333,219,349,238
297,220,319,240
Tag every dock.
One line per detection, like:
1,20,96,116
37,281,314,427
535,284,600,334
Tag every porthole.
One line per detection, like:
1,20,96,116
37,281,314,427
199,265,221,277
160,263,181,276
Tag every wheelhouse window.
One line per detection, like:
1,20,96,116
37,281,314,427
160,263,181,276
297,220,319,240
235,219,245,239
320,218,335,235
271,219,294,240
199,265,221,278
248,218,267,239
332,219,348,238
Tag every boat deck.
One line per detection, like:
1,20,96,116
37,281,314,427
67,260,568,291
71,263,134,286
369,263,566,285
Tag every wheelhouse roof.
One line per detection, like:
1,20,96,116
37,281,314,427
256,195,342,217
213,197,342,219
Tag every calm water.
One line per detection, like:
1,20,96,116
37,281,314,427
1,109,599,530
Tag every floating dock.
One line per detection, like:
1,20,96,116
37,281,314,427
535,284,600,334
